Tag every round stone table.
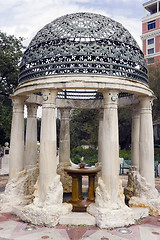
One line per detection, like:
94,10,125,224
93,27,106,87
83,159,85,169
64,166,101,211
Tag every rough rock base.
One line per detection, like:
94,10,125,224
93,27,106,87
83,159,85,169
57,162,72,192
0,164,39,212
125,166,160,215
88,204,149,228
95,162,102,188
13,175,72,227
87,176,149,228
13,203,72,227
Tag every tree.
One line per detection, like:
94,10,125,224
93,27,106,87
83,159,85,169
70,107,132,151
148,63,160,121
70,109,98,149
0,31,24,145
118,108,132,150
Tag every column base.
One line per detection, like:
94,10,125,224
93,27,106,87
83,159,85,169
57,162,72,192
87,204,149,228
87,176,149,228
13,175,72,227
126,167,160,215
0,164,39,212
95,162,102,188
13,203,72,227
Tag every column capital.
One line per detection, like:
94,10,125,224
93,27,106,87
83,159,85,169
41,89,58,108
138,96,154,111
102,90,119,109
59,108,71,120
132,105,140,118
26,103,38,118
10,95,27,113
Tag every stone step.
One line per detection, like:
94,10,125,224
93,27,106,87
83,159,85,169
59,212,96,226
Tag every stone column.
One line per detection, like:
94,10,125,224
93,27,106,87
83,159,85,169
139,96,155,187
101,90,120,203
157,1,159,13
98,109,103,164
39,89,57,203
59,108,71,163
95,109,103,185
131,106,140,170
57,108,72,193
24,103,38,168
9,96,26,180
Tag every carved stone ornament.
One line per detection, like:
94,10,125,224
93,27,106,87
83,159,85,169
42,94,48,101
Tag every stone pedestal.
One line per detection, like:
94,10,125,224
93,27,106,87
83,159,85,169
4,142,10,156
0,143,9,175
0,155,9,175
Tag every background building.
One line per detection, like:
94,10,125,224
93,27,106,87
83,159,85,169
142,0,160,65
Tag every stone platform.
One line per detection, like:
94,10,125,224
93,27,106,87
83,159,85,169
0,212,160,239
0,175,160,240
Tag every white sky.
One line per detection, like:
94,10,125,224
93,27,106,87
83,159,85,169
1,0,147,48
0,0,147,118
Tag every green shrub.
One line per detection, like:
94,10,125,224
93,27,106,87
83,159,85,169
119,149,160,164
154,150,160,163
119,149,131,160
70,146,98,165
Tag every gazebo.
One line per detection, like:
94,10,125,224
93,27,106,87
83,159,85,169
1,12,160,228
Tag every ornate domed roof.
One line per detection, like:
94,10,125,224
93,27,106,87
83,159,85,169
19,12,148,84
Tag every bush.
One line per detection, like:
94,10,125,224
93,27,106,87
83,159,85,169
70,146,98,166
71,147,160,165
119,149,131,160
119,148,160,164
154,150,160,163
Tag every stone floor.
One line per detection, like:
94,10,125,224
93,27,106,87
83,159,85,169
0,174,160,240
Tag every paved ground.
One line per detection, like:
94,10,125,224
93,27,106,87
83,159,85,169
0,174,160,240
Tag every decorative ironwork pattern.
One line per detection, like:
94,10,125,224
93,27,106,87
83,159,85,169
19,13,148,84
56,90,131,100
57,90,101,100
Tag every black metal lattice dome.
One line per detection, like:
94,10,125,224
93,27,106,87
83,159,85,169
19,12,148,84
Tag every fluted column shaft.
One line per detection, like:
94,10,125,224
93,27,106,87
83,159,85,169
24,103,38,167
139,96,155,187
98,109,103,164
131,107,140,170
59,108,71,163
9,96,26,180
101,90,119,202
39,89,57,203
